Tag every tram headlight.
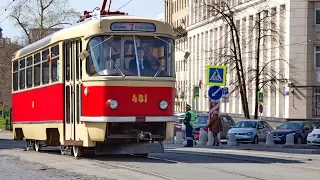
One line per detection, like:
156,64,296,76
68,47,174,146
159,100,168,110
108,99,118,109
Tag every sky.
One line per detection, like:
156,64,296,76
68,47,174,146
0,0,165,39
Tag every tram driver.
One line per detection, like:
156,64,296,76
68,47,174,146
129,47,152,70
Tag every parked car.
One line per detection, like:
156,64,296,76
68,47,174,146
307,123,320,146
193,113,235,140
227,120,273,144
272,121,318,144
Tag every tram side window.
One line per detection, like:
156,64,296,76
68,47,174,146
42,49,50,84
13,61,18,91
26,57,33,88
51,45,59,82
34,53,41,86
19,59,25,90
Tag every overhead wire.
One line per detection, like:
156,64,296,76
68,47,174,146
0,0,15,18
116,0,134,11
0,0,28,24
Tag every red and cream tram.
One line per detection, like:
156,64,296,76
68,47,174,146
11,8,177,157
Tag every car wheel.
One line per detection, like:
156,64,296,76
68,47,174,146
295,136,302,144
252,136,259,144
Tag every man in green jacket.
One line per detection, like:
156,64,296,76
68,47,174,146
184,104,195,147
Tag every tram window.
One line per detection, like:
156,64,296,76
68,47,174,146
42,61,49,84
19,59,25,69
42,49,49,61
76,40,79,81
86,36,174,77
13,61,18,71
34,64,41,86
80,41,82,79
27,57,32,66
76,84,80,124
26,67,32,88
51,45,59,57
65,43,70,81
66,86,70,124
19,69,25,90
34,53,40,64
13,72,18,91
26,57,33,88
51,59,58,82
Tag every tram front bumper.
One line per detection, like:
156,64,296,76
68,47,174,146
80,116,178,123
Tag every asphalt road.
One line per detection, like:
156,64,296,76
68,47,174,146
0,131,320,180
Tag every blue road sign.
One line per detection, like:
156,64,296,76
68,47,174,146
222,87,229,97
208,86,223,101
206,65,226,86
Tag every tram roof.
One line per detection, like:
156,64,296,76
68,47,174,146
12,15,174,61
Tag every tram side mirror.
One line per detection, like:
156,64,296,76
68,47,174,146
79,50,89,61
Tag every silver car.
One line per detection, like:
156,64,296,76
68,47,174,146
227,120,273,144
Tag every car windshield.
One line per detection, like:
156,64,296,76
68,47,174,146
277,122,303,129
194,116,208,125
316,124,320,129
86,35,175,77
233,121,257,128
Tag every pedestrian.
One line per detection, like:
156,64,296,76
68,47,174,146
207,111,223,146
183,104,195,147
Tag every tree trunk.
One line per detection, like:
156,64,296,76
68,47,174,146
254,19,261,119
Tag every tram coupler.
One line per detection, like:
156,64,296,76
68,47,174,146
137,131,152,142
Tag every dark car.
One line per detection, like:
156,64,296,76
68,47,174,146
272,121,319,144
193,113,235,140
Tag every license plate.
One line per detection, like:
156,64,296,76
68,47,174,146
236,135,244,139
274,137,280,141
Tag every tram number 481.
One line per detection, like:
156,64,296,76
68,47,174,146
132,94,147,103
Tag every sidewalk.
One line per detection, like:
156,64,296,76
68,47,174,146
163,142,320,155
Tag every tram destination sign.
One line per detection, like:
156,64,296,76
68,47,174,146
110,22,156,32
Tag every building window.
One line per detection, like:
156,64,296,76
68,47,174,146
315,3,320,25
315,46,320,68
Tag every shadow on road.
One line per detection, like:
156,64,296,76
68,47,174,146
0,139,25,150
0,138,308,166
158,150,304,164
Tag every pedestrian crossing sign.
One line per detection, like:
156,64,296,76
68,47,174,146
206,65,226,86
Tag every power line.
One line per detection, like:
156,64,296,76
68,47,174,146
116,0,134,11
0,0,15,18
0,0,28,24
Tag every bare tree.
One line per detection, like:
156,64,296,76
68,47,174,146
202,1,291,119
0,41,20,107
10,0,80,45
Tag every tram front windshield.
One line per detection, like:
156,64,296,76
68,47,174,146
86,35,175,77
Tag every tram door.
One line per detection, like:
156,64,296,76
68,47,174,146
64,40,82,142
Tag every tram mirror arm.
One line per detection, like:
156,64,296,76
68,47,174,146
79,50,89,61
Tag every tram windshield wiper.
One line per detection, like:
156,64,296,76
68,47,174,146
108,47,125,78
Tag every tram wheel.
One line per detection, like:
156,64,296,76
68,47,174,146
72,146,83,158
34,141,41,152
60,145,68,155
26,140,34,151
